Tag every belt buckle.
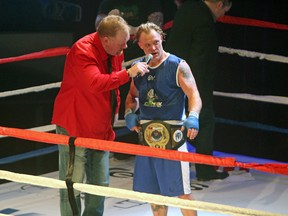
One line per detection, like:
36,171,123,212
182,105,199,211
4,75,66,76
140,120,186,149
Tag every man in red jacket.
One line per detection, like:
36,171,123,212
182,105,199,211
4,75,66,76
52,15,149,216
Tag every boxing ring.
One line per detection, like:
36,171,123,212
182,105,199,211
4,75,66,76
1,13,288,216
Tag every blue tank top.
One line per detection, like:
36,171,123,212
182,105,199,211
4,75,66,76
134,54,186,121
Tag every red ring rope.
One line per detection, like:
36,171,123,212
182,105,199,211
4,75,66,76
0,126,287,176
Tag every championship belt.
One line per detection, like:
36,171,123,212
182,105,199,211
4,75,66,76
138,120,186,150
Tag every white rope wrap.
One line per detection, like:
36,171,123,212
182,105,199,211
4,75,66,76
214,91,288,105
0,82,61,98
219,46,288,64
0,170,285,216
0,82,287,105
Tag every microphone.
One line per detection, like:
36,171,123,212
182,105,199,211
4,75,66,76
135,54,153,77
144,54,153,64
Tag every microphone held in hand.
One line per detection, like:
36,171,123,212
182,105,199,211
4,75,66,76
136,54,153,77
145,54,153,64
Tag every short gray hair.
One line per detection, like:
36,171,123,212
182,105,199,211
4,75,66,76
97,15,130,38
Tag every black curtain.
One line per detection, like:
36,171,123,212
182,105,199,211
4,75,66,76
214,0,288,162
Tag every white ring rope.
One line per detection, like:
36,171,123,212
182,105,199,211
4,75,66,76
1,81,287,105
0,46,287,104
0,82,61,98
219,46,288,64
214,91,288,105
0,170,285,216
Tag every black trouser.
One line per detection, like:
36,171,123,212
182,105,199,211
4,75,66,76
190,108,216,178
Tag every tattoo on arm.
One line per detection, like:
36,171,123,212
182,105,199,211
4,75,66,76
179,62,193,80
151,204,167,212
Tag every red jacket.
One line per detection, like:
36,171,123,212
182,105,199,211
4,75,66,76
52,32,130,140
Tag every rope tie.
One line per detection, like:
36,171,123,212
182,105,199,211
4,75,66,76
65,136,79,216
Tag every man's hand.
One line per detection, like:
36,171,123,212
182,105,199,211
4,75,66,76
128,62,150,78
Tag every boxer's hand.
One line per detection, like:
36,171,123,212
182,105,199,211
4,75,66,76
181,116,199,140
125,113,139,130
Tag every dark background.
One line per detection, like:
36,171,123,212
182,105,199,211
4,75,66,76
0,0,287,178
214,0,288,161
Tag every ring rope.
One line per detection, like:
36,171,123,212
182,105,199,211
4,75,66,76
163,16,288,31
0,82,61,98
1,45,287,106
218,46,288,64
0,126,287,176
214,91,288,105
0,170,286,216
0,125,56,139
0,47,69,64
1,82,287,105
217,15,288,31
0,46,287,66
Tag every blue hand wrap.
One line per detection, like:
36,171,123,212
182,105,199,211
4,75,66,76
125,113,139,130
183,116,199,130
